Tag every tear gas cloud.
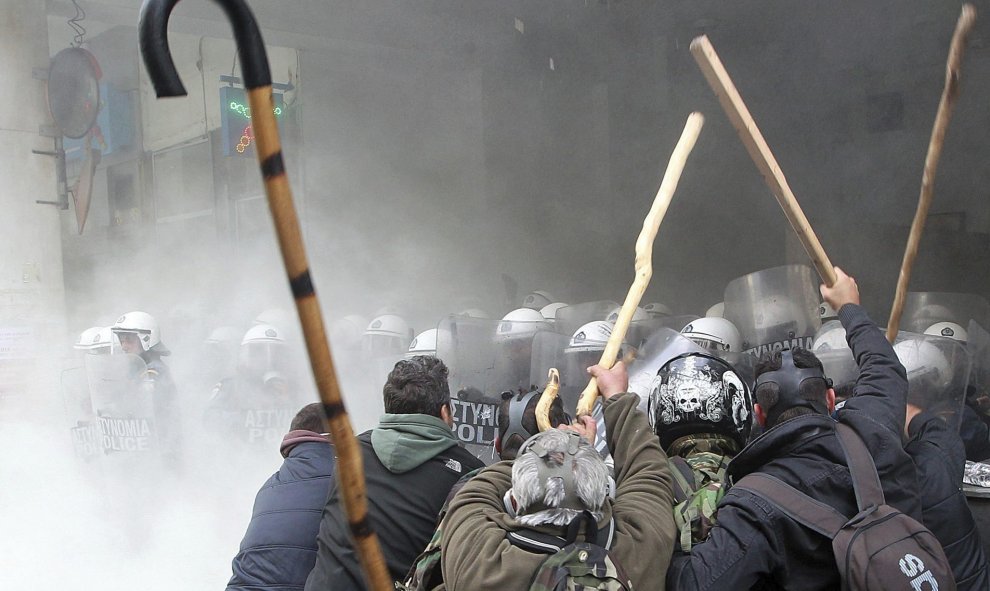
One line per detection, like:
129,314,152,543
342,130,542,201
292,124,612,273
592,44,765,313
4,0,990,588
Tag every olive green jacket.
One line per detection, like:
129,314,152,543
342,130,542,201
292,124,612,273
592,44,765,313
440,392,675,590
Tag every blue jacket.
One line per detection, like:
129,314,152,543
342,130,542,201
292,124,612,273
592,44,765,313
667,304,922,590
227,431,335,591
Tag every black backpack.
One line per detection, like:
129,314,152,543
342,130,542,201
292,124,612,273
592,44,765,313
735,423,955,591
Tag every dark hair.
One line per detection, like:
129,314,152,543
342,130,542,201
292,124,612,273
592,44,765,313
754,348,829,428
291,402,327,433
383,355,451,417
497,392,568,461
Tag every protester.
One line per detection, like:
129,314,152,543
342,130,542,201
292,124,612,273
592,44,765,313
495,388,569,461
304,356,484,590
227,403,334,591
667,267,929,590
440,361,676,589
400,388,569,591
905,401,990,589
649,352,752,551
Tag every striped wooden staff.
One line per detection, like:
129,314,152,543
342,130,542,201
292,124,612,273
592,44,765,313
138,1,391,589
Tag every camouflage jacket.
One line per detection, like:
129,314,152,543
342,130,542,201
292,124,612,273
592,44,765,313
666,434,738,552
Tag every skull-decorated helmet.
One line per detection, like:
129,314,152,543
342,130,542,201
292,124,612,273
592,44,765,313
648,352,753,452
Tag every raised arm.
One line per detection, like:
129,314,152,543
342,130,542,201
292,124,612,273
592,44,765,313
821,267,908,437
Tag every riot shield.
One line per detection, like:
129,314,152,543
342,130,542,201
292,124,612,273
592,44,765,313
893,331,970,430
60,365,100,460
530,330,612,415
966,320,990,418
723,265,821,358
818,349,858,404
436,316,507,461
554,301,619,342
627,328,707,401
85,354,159,455
902,292,990,336
627,315,701,351
206,377,304,447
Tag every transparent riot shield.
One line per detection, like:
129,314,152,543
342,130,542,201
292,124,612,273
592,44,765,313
554,301,619,343
817,349,858,407
902,292,990,336
530,330,607,415
60,365,100,461
628,328,707,401
894,331,970,430
628,315,701,351
436,315,504,461
723,265,821,358
214,378,304,448
85,354,159,455
809,320,857,406
966,320,990,419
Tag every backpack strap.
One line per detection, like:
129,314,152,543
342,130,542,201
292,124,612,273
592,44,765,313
734,473,848,538
669,456,698,503
506,515,617,554
834,423,885,510
507,529,568,554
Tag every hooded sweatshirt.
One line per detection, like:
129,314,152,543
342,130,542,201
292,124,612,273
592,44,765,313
304,414,484,590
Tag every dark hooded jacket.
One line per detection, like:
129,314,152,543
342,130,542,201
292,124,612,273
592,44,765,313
906,409,990,590
227,430,335,591
304,414,484,590
667,304,922,590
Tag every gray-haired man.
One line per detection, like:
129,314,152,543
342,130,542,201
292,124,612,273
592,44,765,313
440,362,676,589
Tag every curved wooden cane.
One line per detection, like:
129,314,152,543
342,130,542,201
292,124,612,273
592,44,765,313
138,2,391,589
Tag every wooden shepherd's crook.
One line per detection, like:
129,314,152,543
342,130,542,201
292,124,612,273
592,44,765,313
573,112,704,419
138,1,391,589
887,4,977,343
536,368,561,432
690,35,836,287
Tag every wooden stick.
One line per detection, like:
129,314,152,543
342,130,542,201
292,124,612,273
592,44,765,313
690,35,837,287
138,2,392,588
575,112,704,418
247,88,391,591
887,4,977,342
536,368,560,432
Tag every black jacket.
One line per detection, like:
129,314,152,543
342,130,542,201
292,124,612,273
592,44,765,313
907,409,990,590
960,403,990,462
667,304,922,590
304,422,484,590
227,434,335,591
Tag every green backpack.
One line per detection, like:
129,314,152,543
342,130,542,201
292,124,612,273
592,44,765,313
400,468,483,591
511,511,633,591
668,452,730,552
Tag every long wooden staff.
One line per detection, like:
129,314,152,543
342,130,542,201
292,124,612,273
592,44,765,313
887,4,977,342
138,1,391,589
572,112,704,418
690,36,836,287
